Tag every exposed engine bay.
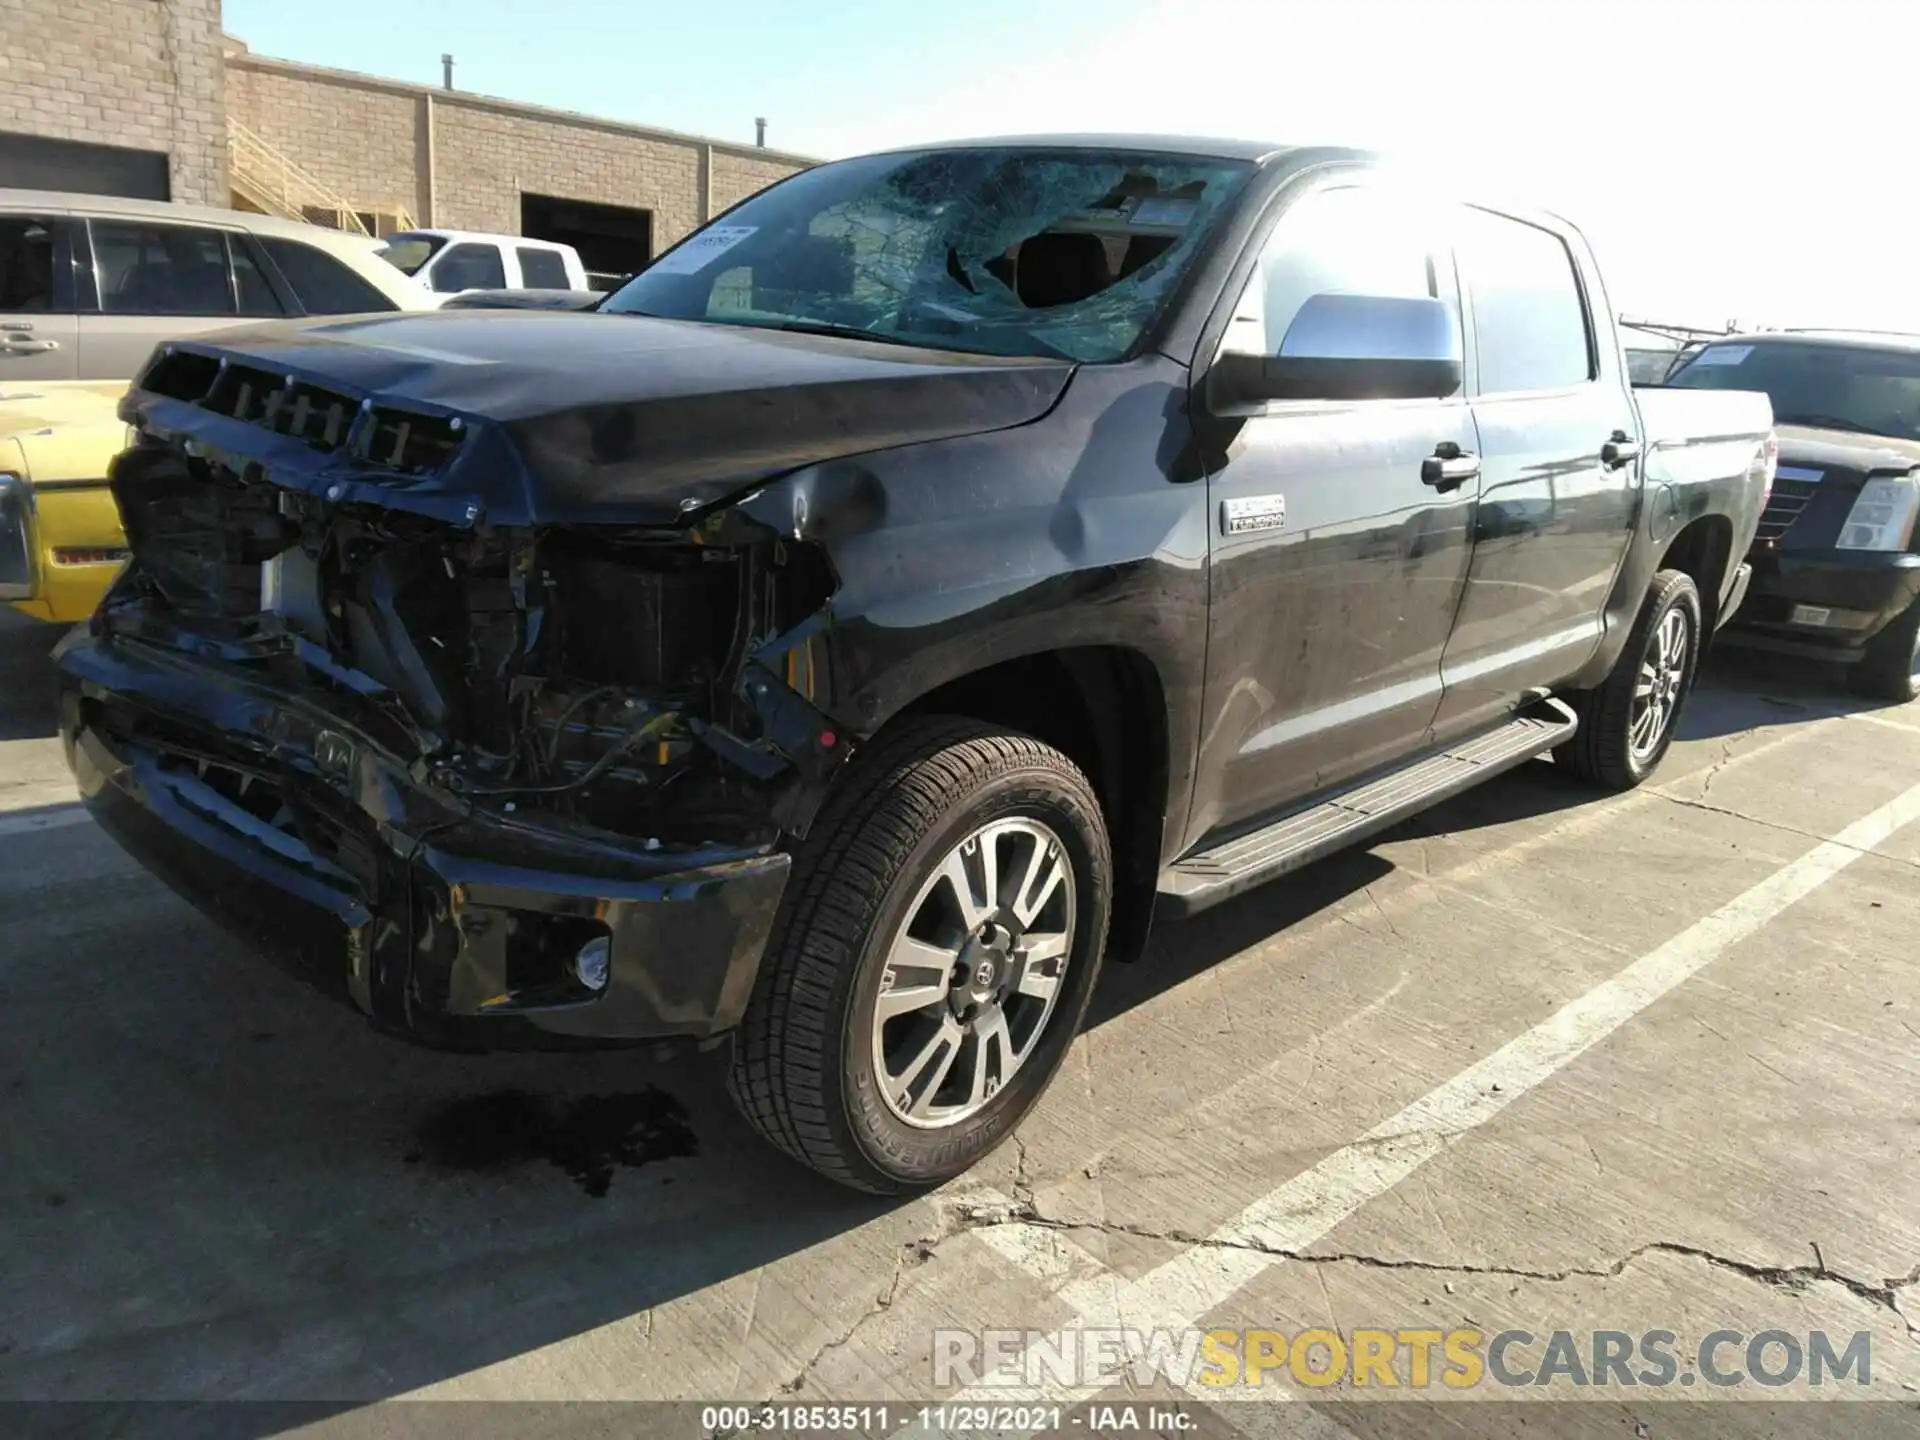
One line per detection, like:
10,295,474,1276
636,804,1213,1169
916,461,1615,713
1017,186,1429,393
104,433,842,852
65,306,1077,1048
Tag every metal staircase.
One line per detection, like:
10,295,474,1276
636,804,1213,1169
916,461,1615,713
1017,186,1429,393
227,117,415,237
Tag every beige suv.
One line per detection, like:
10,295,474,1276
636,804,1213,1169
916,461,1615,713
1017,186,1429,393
0,190,440,380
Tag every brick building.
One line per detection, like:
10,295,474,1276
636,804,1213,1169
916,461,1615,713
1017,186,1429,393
0,0,811,275
0,0,228,205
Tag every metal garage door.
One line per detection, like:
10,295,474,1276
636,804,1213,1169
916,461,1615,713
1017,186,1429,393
0,133,170,200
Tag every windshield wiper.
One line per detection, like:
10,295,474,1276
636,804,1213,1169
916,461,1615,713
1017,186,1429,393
1777,412,1881,435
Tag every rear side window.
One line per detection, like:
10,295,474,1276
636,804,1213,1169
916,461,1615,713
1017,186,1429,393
92,220,236,315
516,246,570,289
1459,209,1593,394
432,243,506,293
0,215,68,312
258,237,398,314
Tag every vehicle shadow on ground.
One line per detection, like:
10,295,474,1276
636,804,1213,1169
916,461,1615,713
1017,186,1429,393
1,775,1558,1410
0,611,63,741
1683,645,1890,738
1090,753,1607,1031
1,889,902,1403
0,646,1865,1410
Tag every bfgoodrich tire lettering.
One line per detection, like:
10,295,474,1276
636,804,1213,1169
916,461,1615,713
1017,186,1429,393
1556,569,1702,791
726,716,1112,1193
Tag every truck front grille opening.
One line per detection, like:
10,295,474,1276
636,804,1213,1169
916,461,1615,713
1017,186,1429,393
1755,478,1818,544
355,407,465,474
138,352,467,473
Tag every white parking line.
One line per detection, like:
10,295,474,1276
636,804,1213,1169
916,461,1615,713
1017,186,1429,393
966,1219,1353,1436
901,776,1920,1436
1845,709,1920,734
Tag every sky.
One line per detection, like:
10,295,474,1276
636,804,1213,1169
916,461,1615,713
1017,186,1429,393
223,0,1917,334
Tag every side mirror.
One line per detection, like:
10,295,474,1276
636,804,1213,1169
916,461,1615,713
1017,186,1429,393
1211,292,1463,406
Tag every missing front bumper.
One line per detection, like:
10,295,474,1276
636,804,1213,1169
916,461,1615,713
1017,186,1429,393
59,633,790,1052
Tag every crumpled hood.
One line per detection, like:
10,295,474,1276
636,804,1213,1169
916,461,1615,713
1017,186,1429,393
120,309,1076,526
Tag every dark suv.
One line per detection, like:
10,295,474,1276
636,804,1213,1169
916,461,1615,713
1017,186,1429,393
1666,331,1920,699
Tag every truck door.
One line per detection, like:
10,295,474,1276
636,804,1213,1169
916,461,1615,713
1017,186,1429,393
1432,206,1640,741
1185,183,1481,847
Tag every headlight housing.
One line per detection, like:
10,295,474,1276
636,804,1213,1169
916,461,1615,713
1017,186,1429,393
1836,471,1920,552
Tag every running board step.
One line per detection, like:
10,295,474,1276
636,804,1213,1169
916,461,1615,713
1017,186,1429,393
1157,698,1579,918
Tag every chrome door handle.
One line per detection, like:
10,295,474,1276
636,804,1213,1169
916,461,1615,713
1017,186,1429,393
1421,444,1480,492
0,339,58,354
1601,430,1639,468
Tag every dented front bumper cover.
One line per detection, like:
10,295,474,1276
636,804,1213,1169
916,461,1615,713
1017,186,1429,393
57,629,791,1052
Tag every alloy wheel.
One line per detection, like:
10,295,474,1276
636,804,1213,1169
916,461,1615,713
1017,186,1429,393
870,816,1076,1129
1630,607,1691,761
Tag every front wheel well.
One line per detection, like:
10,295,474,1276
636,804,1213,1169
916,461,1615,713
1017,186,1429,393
886,647,1169,963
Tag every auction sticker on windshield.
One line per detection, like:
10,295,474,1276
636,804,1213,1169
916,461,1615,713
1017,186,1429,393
647,225,758,275
1690,344,1754,366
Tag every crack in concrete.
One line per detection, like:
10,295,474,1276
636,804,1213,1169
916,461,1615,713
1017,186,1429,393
1697,734,1745,800
1362,884,1403,941
1014,1217,1920,1342
767,1195,1035,1406
769,1187,1920,1409
1011,1134,1035,1208
1648,790,1920,876
768,1188,1920,1409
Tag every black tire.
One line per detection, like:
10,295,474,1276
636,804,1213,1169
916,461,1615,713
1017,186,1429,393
726,716,1112,1193
1847,599,1920,704
1555,569,1702,791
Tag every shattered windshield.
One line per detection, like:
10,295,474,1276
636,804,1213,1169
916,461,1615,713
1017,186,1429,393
603,147,1256,362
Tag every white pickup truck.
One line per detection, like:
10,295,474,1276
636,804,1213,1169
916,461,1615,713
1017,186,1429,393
374,229,588,298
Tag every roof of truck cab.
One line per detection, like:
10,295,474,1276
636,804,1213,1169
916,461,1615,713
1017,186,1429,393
392,229,577,250
860,134,1299,163
1746,330,1920,352
837,138,1583,229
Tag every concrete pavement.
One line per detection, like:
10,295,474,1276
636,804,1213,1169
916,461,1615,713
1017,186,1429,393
2,610,1916,1437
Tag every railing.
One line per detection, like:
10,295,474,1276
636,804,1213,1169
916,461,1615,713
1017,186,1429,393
227,117,416,236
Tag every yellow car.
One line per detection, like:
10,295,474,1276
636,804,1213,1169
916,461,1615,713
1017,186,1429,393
0,381,134,623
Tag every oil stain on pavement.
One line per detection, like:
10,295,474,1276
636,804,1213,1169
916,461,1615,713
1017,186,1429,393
406,1088,697,1196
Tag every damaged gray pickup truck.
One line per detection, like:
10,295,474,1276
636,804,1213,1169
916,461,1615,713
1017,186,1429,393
58,137,1776,1192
